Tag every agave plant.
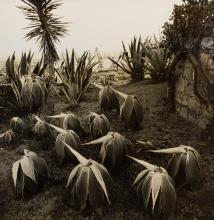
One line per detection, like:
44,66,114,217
111,87,144,130
55,49,99,106
61,140,111,216
32,115,50,138
83,132,132,171
46,112,85,135
148,145,201,188
127,155,176,218
142,36,172,81
108,36,146,81
4,52,47,113
92,83,120,113
12,149,48,197
10,117,25,134
0,130,15,144
89,112,110,138
48,123,80,165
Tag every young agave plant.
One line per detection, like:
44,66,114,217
89,112,110,138
10,117,25,134
46,112,84,135
12,149,48,198
61,140,111,216
92,83,120,113
83,132,131,171
48,123,80,165
20,75,47,112
127,155,176,218
148,145,201,188
32,115,50,137
111,87,144,130
0,129,15,144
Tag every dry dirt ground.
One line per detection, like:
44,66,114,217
0,77,214,220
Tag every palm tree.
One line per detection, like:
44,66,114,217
18,0,68,65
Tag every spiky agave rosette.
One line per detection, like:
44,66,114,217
61,140,111,216
10,117,25,134
0,129,15,144
83,132,132,171
32,115,50,137
92,83,120,113
89,112,110,138
148,145,201,188
20,75,47,113
46,112,84,135
12,149,48,198
48,123,80,165
127,155,176,218
110,87,144,130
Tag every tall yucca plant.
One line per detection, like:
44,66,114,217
18,0,68,64
108,37,146,81
142,36,172,81
55,50,99,106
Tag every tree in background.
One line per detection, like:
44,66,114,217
18,0,68,65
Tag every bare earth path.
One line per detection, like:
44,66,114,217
0,80,214,220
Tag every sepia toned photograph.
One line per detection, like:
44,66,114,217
0,0,214,219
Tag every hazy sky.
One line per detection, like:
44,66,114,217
0,0,182,59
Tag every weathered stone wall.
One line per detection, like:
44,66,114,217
175,53,214,128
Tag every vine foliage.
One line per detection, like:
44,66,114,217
161,0,214,110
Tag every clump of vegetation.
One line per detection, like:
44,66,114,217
55,50,98,107
111,87,144,130
48,123,80,165
10,117,25,134
89,112,110,138
83,132,132,171
142,36,172,81
128,155,176,219
161,0,214,110
32,115,51,138
46,112,85,135
92,83,120,113
109,36,146,81
62,140,112,216
0,129,15,144
4,52,47,113
149,145,201,188
12,149,48,198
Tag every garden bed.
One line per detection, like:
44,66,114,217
0,79,214,220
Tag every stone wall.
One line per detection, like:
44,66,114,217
175,53,214,128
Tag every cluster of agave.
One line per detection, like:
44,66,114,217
92,83,144,130
1,82,201,219
4,52,47,113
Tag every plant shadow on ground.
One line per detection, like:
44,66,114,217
0,78,214,220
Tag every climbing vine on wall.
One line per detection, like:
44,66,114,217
161,0,214,110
